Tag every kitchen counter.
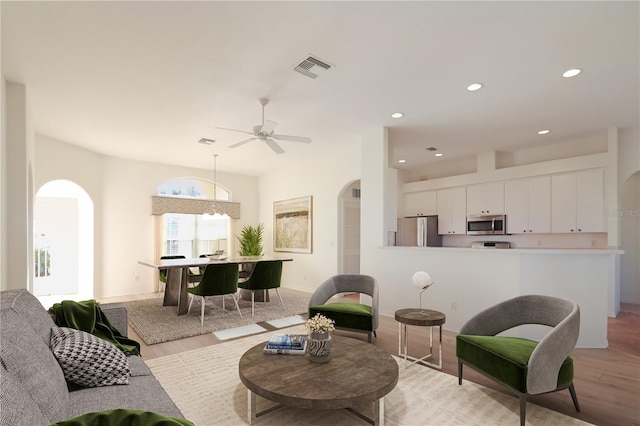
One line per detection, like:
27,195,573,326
367,245,623,348
386,245,624,255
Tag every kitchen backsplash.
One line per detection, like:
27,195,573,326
441,232,608,249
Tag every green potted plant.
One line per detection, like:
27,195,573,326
237,223,264,256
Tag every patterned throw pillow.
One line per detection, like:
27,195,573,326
49,326,130,387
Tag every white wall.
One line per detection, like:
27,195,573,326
618,126,640,305
1,77,6,289
258,138,361,294
35,134,260,298
620,172,640,303
3,82,34,291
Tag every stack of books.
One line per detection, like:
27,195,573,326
263,333,307,355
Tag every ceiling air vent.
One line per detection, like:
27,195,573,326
293,55,333,79
425,147,438,151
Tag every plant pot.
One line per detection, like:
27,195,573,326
307,332,332,363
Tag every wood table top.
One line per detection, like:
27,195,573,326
138,256,293,270
395,308,446,326
238,336,399,410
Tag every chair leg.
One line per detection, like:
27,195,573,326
231,293,243,319
222,294,226,311
274,288,285,311
458,361,463,385
188,293,195,313
251,291,255,317
519,395,526,426
200,296,205,326
569,383,580,412
367,332,372,343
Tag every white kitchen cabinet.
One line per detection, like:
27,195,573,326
404,191,437,217
551,169,605,233
505,176,550,234
437,187,466,234
466,182,504,215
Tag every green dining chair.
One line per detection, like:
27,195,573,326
237,260,284,317
158,255,185,294
187,262,241,326
159,255,199,294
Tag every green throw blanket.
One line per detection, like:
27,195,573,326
49,300,141,356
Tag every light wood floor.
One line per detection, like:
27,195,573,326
99,290,640,426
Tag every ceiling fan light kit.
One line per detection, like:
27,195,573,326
216,98,312,155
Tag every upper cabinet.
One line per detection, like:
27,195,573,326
551,169,605,233
505,176,551,234
437,187,466,234
466,182,504,215
404,191,437,217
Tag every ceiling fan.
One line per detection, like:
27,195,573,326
216,98,312,155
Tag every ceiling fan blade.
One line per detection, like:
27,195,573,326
215,126,254,135
272,134,312,143
229,138,257,148
260,120,277,135
265,139,285,155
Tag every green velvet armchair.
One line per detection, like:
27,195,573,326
308,274,379,343
456,294,581,426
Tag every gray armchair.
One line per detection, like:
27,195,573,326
456,294,581,426
308,274,379,343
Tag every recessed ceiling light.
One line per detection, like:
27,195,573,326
562,68,581,78
538,129,550,135
466,83,483,92
391,112,404,119
398,159,406,163
434,153,444,157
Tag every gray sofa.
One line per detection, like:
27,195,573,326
0,289,184,425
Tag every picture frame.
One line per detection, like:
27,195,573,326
274,196,313,253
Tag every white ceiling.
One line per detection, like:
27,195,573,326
2,1,638,177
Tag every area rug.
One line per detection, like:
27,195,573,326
146,325,590,426
125,292,310,345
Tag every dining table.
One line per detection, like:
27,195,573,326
138,256,292,316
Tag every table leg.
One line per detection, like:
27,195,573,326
397,323,442,370
163,267,190,315
374,397,385,426
248,389,257,425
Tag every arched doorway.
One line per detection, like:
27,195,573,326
620,171,640,304
34,180,93,303
338,180,361,274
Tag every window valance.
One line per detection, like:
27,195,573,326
151,196,240,219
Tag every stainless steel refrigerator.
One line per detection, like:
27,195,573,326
396,216,442,247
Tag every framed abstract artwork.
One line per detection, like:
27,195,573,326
274,196,312,253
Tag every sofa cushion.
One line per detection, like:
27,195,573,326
51,408,194,426
456,335,574,394
0,309,69,423
1,289,57,345
0,363,49,426
309,302,373,331
50,326,131,388
68,373,185,419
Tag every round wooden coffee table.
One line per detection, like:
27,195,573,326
239,335,399,425
395,308,446,370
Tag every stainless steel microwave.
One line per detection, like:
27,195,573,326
467,214,506,235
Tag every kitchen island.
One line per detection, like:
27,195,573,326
367,246,622,348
